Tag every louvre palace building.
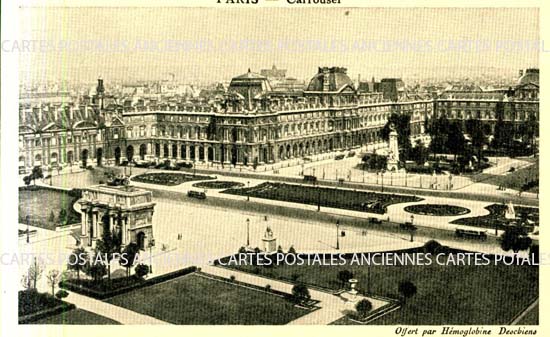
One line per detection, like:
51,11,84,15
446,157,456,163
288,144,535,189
18,67,539,171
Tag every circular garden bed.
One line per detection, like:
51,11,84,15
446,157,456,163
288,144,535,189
131,173,215,186
404,204,471,216
192,181,245,189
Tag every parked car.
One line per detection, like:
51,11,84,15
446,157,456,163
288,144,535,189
455,228,487,241
368,217,382,225
303,175,317,183
334,154,345,160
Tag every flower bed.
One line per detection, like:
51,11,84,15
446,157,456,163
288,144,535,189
131,172,215,186
60,266,197,299
19,289,76,323
221,182,422,214
404,204,471,216
451,204,539,231
192,181,245,189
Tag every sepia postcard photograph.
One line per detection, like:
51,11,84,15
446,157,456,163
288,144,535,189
0,1,545,337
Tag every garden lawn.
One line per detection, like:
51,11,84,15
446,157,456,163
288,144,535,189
227,253,538,325
19,186,81,230
131,172,214,186
451,204,539,231
28,309,120,325
222,182,422,214
516,303,539,325
476,161,538,193
105,273,309,325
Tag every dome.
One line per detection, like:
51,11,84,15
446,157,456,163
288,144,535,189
518,68,539,85
306,67,355,92
229,69,272,93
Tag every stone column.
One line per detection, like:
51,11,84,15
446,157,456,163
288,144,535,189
93,212,99,239
81,210,88,236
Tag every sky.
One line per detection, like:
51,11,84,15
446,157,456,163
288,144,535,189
17,7,539,83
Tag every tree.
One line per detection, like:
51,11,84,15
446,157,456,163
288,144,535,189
135,263,149,278
58,209,68,225
288,245,297,255
86,257,107,282
30,166,44,185
446,121,466,160
291,283,311,304
355,299,373,318
48,211,56,223
398,280,417,302
381,113,412,161
21,274,32,290
428,116,450,158
465,119,487,168
55,290,69,299
409,140,429,165
27,257,44,290
95,217,122,280
68,247,89,280
46,269,61,296
500,226,533,253
119,242,140,277
23,175,32,186
423,240,442,254
337,270,354,288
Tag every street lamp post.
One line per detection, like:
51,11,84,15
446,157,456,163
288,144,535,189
26,215,30,243
247,181,250,201
410,215,415,242
336,220,340,250
246,218,250,246
148,238,155,274
317,182,321,212
381,171,384,193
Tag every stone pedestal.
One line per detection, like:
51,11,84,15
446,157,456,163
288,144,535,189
262,226,277,253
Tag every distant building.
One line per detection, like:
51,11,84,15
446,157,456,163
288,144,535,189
260,65,287,82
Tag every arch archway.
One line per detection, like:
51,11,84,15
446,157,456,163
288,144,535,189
207,147,214,162
136,231,146,250
81,149,89,167
126,145,134,162
163,144,169,158
96,148,102,166
114,147,121,165
139,144,147,160
67,151,74,165
34,154,42,166
172,144,178,159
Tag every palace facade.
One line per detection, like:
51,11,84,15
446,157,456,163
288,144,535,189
18,67,538,171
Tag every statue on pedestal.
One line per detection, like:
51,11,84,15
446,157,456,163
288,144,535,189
262,226,277,253
505,201,516,220
387,123,399,171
